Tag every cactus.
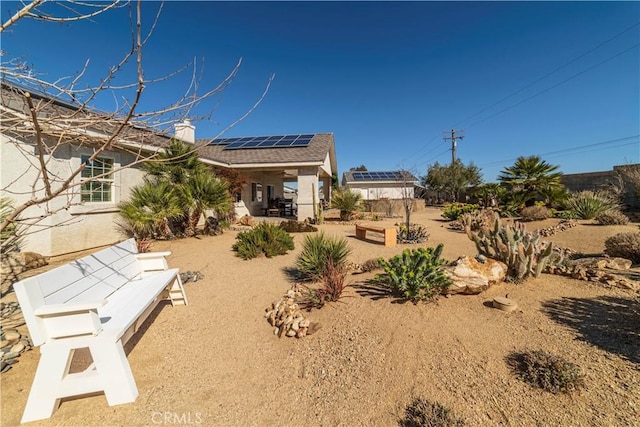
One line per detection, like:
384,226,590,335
465,211,553,281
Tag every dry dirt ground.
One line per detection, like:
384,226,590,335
1,208,639,426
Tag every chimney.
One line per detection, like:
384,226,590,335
175,119,195,143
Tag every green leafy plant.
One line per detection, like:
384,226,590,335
520,205,552,221
397,224,430,244
375,244,451,303
441,202,479,221
232,222,294,260
595,209,629,225
331,188,363,221
552,209,577,219
563,191,617,220
296,232,351,281
506,350,585,394
465,210,553,281
0,197,24,256
604,232,640,263
399,397,465,427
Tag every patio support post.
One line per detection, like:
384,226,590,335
296,167,318,221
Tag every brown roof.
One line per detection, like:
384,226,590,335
196,133,335,166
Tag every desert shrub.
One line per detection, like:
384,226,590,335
296,232,351,281
564,191,617,220
232,222,294,260
595,209,629,225
397,224,430,244
375,244,451,303
604,232,640,263
279,220,318,233
361,258,381,273
135,238,153,253
299,259,348,309
552,209,578,219
399,397,465,427
441,203,479,221
506,350,585,394
520,205,552,221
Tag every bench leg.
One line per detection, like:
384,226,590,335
90,339,138,406
384,229,397,247
167,276,188,306
355,228,366,239
21,344,74,423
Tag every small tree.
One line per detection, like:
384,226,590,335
331,188,363,221
423,160,482,202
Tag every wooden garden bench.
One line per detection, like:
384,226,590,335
13,238,188,423
355,223,397,247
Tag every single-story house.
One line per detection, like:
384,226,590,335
1,82,337,256
342,170,418,200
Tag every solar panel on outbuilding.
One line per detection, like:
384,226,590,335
351,171,405,181
221,134,316,150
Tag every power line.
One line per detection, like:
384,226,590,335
467,42,639,129
477,135,640,168
452,21,640,128
399,22,640,168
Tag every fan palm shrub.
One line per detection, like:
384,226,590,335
296,232,351,281
331,188,363,221
498,156,564,207
118,181,183,239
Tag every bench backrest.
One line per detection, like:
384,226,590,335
14,239,142,346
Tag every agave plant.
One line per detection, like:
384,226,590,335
563,191,617,220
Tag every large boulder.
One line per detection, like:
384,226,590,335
445,256,507,295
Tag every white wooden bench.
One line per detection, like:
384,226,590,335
355,223,397,247
13,238,188,423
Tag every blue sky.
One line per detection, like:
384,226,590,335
2,1,639,182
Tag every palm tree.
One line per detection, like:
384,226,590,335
118,181,183,239
142,139,233,236
498,156,563,206
182,172,233,236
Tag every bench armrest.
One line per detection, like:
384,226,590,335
34,300,107,317
136,251,172,259
34,300,106,340
136,251,171,272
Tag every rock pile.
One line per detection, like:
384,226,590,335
537,219,578,237
544,256,639,292
1,305,32,373
180,270,204,284
265,289,320,338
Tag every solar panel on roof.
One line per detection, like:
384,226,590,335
223,133,315,150
351,171,406,181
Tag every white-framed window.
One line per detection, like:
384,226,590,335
251,182,262,203
80,155,114,203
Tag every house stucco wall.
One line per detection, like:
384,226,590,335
1,133,145,256
345,183,414,200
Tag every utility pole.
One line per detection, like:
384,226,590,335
443,129,464,202
443,129,464,165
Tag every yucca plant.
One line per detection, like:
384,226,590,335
232,222,294,260
563,191,617,220
375,243,451,303
296,232,351,281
